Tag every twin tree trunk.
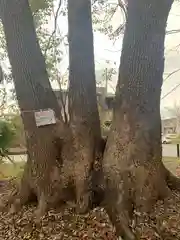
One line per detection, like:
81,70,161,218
0,0,102,217
102,0,175,239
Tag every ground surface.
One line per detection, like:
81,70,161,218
0,158,180,239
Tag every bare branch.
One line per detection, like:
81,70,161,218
166,29,180,35
161,82,180,100
165,43,180,54
163,68,180,82
111,24,125,38
118,0,127,21
0,149,16,166
111,0,127,37
108,82,116,93
161,68,180,100
104,5,118,24
4,154,16,166
110,0,127,39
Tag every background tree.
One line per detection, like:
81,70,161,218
166,102,180,135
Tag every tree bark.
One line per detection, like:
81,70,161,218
0,0,66,217
68,0,102,213
102,0,174,239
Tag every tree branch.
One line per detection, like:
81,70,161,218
166,29,180,35
44,0,62,58
161,82,180,100
111,0,127,38
163,68,180,82
56,73,68,124
118,0,127,21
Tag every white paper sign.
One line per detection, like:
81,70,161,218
34,109,56,127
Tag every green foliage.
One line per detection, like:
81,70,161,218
10,115,26,148
0,120,15,152
0,161,25,180
92,0,126,39
30,0,64,81
30,0,53,13
0,117,25,165
37,28,64,81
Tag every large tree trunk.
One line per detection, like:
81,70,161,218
68,0,102,213
0,0,66,217
102,0,174,239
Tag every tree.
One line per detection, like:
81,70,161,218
166,102,180,135
0,0,65,217
102,0,177,238
67,0,102,213
0,0,103,219
1,0,180,239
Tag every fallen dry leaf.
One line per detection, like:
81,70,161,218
0,180,180,239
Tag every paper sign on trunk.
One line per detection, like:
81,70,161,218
34,109,56,127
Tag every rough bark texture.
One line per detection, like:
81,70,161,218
68,0,102,213
102,0,174,239
0,0,66,217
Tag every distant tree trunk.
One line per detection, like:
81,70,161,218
0,0,65,217
68,0,102,213
102,0,174,239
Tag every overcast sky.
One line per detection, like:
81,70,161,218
51,1,180,114
161,2,180,110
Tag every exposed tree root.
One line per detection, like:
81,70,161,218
2,154,64,220
1,133,106,221
102,160,174,240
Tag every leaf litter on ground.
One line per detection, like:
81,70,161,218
0,178,180,239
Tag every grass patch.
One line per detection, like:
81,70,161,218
163,157,180,174
0,161,25,180
170,139,180,144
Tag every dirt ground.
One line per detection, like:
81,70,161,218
0,161,180,239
